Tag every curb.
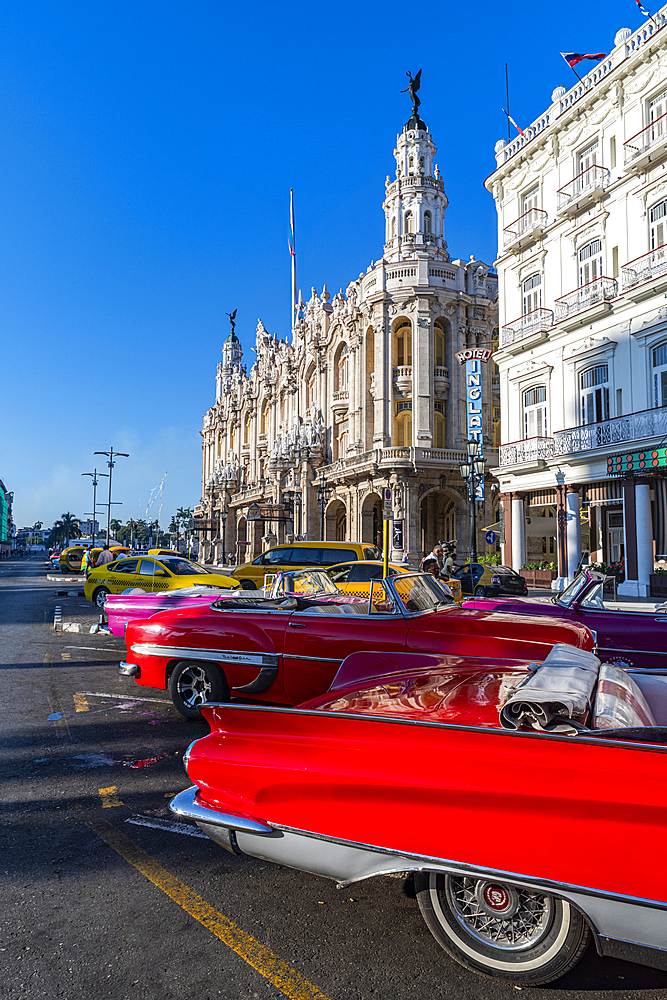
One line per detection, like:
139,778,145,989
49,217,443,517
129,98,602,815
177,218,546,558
53,618,100,633
47,574,85,583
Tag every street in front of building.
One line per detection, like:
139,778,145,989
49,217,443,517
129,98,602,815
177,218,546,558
2,555,667,1000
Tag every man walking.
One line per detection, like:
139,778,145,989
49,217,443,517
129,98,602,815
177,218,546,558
95,544,115,567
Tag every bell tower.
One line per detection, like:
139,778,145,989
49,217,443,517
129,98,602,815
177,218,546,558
382,99,449,263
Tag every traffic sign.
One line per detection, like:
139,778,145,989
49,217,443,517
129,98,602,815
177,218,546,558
383,486,392,520
485,530,497,545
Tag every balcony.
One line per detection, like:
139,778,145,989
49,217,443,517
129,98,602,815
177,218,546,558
317,446,467,481
621,245,667,300
500,308,554,349
433,366,450,394
624,111,667,172
554,276,616,329
502,208,548,252
553,405,667,457
499,436,554,467
557,165,609,216
392,365,413,393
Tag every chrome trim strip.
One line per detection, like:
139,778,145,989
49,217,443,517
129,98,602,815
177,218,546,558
169,786,273,834
232,665,279,694
130,644,278,667
268,820,667,910
286,653,341,663
118,661,139,677
201,701,667,753
600,645,667,658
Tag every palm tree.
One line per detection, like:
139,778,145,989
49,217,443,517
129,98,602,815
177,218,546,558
59,513,81,547
109,519,121,540
48,520,65,547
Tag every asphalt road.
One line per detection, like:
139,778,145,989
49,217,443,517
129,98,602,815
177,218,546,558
2,555,667,1000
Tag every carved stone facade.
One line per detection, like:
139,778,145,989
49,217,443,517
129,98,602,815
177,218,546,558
198,108,499,565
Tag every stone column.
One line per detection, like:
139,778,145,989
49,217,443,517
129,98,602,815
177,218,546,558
510,494,526,573
619,478,654,597
499,493,512,568
566,486,582,582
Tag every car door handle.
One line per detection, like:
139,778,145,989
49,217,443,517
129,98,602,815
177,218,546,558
288,622,307,629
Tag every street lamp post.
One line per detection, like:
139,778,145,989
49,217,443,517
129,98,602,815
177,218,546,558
82,469,108,549
316,478,332,539
459,440,486,564
219,510,228,564
94,448,129,545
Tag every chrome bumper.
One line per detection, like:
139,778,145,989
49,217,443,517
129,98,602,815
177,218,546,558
169,785,273,834
118,661,140,677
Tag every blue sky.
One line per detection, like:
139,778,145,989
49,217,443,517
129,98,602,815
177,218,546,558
2,0,649,530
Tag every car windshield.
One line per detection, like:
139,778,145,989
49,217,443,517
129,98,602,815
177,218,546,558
391,573,455,613
579,581,605,609
155,558,209,576
557,572,591,607
272,569,340,597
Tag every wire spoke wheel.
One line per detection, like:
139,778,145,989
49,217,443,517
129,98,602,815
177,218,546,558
447,877,552,951
415,872,591,985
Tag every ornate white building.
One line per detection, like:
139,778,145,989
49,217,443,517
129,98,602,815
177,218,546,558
486,13,667,595
198,102,499,565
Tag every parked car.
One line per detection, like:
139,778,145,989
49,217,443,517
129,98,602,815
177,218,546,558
454,562,528,597
464,568,667,669
84,554,239,609
119,569,593,718
231,540,381,590
327,560,463,603
171,644,667,986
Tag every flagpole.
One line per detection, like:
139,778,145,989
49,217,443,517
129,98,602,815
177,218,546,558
289,189,296,332
561,53,583,84
505,64,511,143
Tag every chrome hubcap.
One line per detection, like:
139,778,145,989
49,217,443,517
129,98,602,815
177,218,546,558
446,876,553,951
177,665,212,708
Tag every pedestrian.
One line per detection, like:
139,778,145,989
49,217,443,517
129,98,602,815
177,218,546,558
421,544,443,571
401,551,409,564
95,544,115,567
442,549,455,578
80,547,90,576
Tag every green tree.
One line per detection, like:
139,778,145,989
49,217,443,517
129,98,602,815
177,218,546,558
109,519,121,540
48,520,65,547
59,513,81,546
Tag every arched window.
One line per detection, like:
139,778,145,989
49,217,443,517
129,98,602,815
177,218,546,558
391,216,396,237
306,367,316,407
396,400,412,447
230,425,237,453
408,157,414,174
260,403,268,436
580,364,609,424
395,321,412,368
579,239,602,286
434,401,445,449
434,320,446,368
243,413,251,445
523,273,541,315
653,343,667,407
336,418,349,459
524,385,547,438
335,343,349,391
404,211,413,234
424,211,432,234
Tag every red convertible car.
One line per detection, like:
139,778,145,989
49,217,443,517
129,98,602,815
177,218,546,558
171,643,667,985
464,569,667,670
119,570,593,718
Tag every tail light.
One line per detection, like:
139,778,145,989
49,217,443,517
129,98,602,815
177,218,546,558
491,575,501,585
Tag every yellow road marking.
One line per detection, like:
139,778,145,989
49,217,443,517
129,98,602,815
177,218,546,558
61,652,71,660
44,651,53,664
87,820,334,1000
98,787,124,808
73,693,89,713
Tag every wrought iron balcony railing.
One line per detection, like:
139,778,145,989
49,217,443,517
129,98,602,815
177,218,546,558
621,244,667,290
502,208,548,249
624,110,667,165
500,308,554,348
553,405,667,455
557,165,609,212
500,436,555,466
554,276,616,323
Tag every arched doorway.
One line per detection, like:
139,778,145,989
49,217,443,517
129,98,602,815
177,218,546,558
420,492,458,558
325,499,346,541
236,516,247,564
361,492,383,550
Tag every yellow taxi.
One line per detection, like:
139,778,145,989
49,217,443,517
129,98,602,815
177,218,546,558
147,548,191,558
59,544,129,574
327,560,463,603
232,541,381,590
84,553,240,608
